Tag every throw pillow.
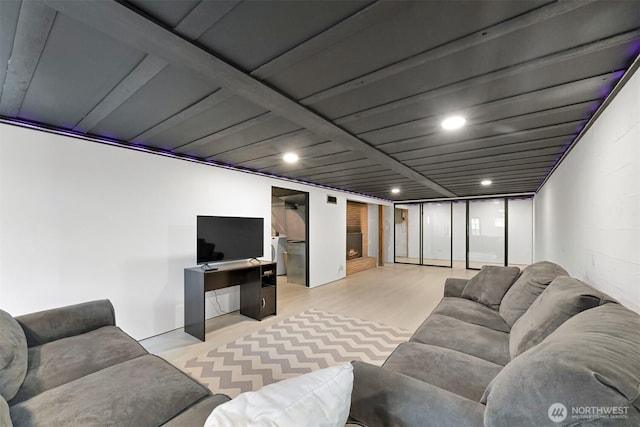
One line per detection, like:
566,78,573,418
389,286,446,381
508,276,614,359
0,394,12,427
461,266,521,310
499,261,568,326
0,309,28,401
204,364,353,427
482,304,640,426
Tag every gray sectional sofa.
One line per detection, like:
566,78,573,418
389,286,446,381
350,261,640,426
0,300,230,427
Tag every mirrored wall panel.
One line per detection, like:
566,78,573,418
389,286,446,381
422,202,452,267
467,199,505,269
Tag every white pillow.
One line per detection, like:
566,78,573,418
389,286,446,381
204,364,354,427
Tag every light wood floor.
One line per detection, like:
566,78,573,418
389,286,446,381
141,263,477,366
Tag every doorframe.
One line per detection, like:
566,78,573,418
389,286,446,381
271,187,310,287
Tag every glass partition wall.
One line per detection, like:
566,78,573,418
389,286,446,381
394,205,421,264
467,199,506,269
394,202,453,267
394,197,532,269
422,202,452,267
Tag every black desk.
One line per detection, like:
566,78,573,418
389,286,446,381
184,260,277,341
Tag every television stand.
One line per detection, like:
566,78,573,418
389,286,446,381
184,260,277,341
200,263,218,271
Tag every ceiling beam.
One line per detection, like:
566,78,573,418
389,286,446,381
134,1,397,146
132,88,233,142
0,0,22,99
358,71,619,140
210,129,320,162
382,126,580,162
250,0,404,79
306,166,388,179
74,0,239,133
374,102,594,153
73,54,166,132
319,172,402,186
408,146,566,169
0,0,56,116
277,159,378,177
437,169,550,184
427,160,557,177
335,30,640,125
172,0,240,40
174,112,275,152
44,0,456,197
413,151,563,171
395,132,575,163
215,71,609,170
300,0,598,105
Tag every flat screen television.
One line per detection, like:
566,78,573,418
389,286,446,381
197,216,264,264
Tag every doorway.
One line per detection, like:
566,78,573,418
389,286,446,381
271,187,309,287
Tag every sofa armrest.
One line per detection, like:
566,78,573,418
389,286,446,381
444,278,469,297
15,299,116,347
350,361,485,427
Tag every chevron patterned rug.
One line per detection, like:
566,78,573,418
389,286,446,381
178,309,411,398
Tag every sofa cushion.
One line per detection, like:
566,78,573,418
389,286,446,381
461,266,521,310
204,364,353,427
499,261,568,326
509,276,614,358
351,361,486,427
10,325,148,404
163,395,232,427
9,354,212,427
432,297,510,333
483,304,640,426
0,395,12,427
0,309,27,401
410,314,510,365
383,342,503,401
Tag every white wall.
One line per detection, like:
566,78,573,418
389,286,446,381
0,123,387,339
534,66,640,313
308,192,346,285
508,198,533,265
367,204,379,263
383,206,394,263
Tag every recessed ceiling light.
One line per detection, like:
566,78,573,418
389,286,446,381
283,152,299,163
391,188,400,194
481,179,492,186
441,116,466,130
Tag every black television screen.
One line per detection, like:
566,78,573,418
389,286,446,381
197,216,264,264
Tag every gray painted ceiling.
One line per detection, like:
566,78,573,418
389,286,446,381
1,0,639,201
